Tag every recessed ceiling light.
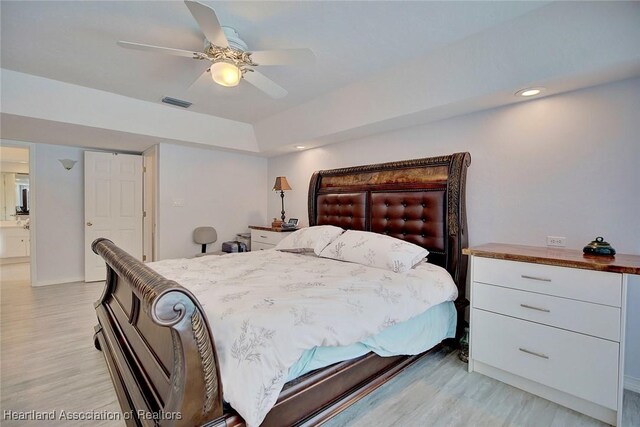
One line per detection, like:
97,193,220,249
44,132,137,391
295,146,306,149
516,87,545,97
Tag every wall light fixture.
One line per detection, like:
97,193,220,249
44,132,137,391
58,159,77,170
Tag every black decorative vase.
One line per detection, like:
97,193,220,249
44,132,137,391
583,237,616,256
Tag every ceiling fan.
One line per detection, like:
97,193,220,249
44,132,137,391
118,0,315,99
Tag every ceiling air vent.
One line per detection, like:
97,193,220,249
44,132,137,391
161,96,192,108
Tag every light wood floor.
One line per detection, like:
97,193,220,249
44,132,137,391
1,265,638,426
1,265,121,426
324,349,640,427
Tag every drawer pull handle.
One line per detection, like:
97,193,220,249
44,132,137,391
260,235,268,238
521,274,551,282
519,347,549,359
520,303,550,313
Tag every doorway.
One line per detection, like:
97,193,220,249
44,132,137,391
0,144,31,285
84,151,143,282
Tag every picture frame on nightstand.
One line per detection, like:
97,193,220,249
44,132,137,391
282,218,298,229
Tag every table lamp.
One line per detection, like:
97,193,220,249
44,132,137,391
273,176,292,224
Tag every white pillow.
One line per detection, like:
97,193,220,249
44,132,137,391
275,225,345,255
318,230,429,273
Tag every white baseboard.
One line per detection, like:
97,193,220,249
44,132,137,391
33,276,85,287
625,375,640,393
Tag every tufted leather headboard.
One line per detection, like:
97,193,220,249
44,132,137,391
308,153,471,332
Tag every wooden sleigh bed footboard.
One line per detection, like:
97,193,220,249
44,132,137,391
92,152,470,426
92,237,223,426
92,238,442,427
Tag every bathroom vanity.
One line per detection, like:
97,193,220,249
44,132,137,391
0,221,30,259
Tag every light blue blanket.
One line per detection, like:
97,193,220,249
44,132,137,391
287,300,456,381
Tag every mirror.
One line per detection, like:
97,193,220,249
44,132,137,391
0,173,29,220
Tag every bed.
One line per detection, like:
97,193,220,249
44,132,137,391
92,152,471,426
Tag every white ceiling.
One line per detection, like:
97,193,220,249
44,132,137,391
0,1,549,124
2,1,639,156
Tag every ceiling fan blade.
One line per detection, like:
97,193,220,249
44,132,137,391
184,0,228,48
187,68,212,93
243,70,288,99
250,48,316,66
117,41,200,58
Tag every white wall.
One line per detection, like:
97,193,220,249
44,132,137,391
33,143,85,285
267,78,640,378
157,143,268,260
30,141,268,283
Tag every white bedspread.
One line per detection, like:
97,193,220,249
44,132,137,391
149,249,457,426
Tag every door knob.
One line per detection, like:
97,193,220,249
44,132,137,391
86,222,93,226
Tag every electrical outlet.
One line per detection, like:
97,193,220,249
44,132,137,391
547,236,566,247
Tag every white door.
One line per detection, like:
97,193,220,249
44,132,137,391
84,151,143,282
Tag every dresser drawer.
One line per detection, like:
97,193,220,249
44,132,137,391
473,282,620,341
251,241,275,251
473,257,622,307
472,309,619,410
251,229,285,246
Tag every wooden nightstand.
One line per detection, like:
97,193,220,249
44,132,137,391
464,243,640,426
248,226,297,251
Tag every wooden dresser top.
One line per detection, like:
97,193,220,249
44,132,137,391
249,225,298,232
463,243,640,275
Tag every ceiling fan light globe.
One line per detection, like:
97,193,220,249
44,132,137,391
211,61,241,87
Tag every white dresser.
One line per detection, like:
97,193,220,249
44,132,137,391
248,226,296,251
465,243,639,426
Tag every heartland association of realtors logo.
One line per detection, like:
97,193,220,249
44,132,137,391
3,410,182,421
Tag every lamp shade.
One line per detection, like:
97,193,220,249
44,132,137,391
210,61,241,87
273,176,292,191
